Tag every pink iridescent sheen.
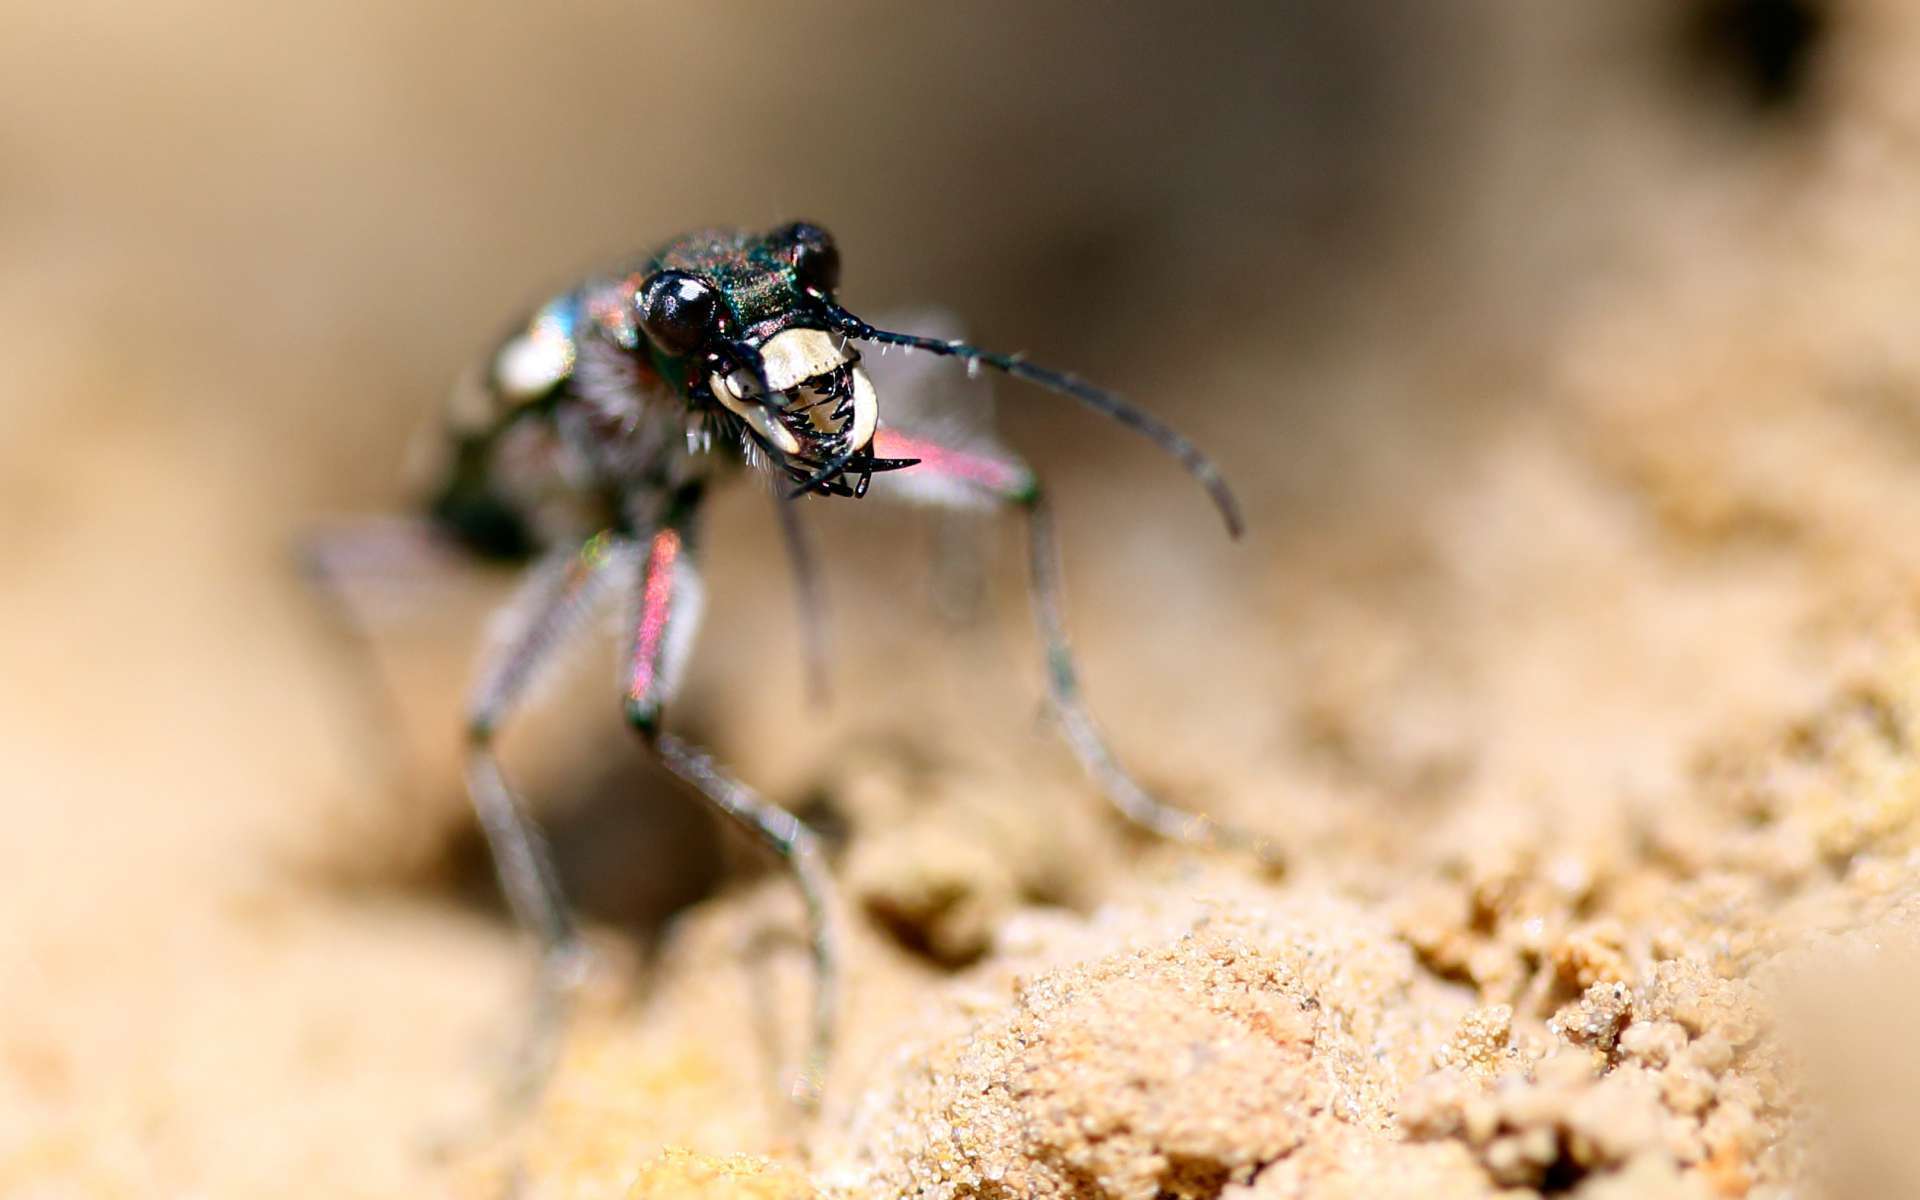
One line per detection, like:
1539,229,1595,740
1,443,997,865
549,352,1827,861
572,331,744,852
873,430,1020,495
626,528,681,705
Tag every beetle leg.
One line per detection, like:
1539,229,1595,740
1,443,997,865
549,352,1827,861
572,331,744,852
871,429,1281,866
295,517,485,827
770,491,832,705
620,503,840,1113
463,533,633,1107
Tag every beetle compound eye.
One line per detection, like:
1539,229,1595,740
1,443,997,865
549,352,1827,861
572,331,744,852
638,271,719,356
774,221,840,294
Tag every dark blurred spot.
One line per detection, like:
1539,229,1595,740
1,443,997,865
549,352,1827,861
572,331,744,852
428,490,536,561
788,785,854,853
1686,0,1828,111
427,441,539,561
1538,1153,1588,1194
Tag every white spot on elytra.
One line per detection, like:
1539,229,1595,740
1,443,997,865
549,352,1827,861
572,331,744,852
495,333,570,399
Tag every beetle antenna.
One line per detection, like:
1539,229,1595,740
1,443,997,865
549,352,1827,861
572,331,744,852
815,300,1244,538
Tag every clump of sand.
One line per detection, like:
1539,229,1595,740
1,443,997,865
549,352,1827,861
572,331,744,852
834,889,1459,1199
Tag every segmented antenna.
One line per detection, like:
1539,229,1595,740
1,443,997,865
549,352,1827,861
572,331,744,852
815,300,1244,538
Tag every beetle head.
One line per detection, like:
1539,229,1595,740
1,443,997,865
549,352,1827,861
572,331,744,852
634,223,900,496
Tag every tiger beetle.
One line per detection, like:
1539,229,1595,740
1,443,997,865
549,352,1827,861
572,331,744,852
320,222,1266,1112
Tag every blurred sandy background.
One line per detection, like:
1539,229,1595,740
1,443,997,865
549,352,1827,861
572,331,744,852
8,1,1920,1197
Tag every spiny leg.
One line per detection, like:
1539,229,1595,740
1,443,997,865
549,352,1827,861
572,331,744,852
621,495,840,1113
651,736,838,1113
295,517,478,843
464,533,632,1108
1024,493,1282,863
872,428,1281,865
770,490,832,705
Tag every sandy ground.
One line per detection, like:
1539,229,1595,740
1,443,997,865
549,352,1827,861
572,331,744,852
7,1,1920,1197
